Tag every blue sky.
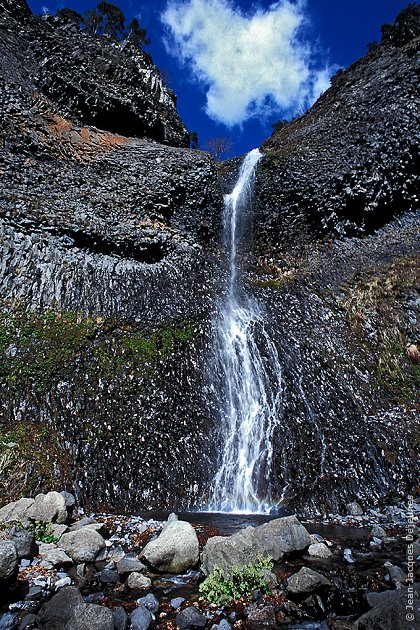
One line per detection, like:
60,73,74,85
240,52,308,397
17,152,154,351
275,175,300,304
27,0,409,157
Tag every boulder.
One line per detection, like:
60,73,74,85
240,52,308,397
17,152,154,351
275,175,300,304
116,553,146,574
287,567,331,595
371,525,386,539
246,606,277,629
100,569,119,584
138,594,159,613
60,529,105,563
64,604,115,630
346,502,363,516
308,542,333,558
113,607,128,630
9,528,38,560
261,569,278,589
126,572,151,591
176,606,206,629
140,520,199,573
0,541,18,580
202,516,310,575
353,589,419,629
130,605,153,630
43,548,73,567
0,498,34,525
37,586,84,629
27,492,67,524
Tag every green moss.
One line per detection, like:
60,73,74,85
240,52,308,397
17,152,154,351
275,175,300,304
0,421,71,504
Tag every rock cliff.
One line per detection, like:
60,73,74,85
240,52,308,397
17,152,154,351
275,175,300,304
0,1,418,515
0,0,222,510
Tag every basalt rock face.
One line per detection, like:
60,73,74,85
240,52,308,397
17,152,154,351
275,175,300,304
256,19,419,252
234,11,419,514
0,0,222,510
0,0,189,146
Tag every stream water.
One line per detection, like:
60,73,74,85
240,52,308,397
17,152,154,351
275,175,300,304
207,149,284,514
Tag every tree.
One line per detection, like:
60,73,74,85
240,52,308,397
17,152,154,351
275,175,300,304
126,17,150,48
204,137,233,161
97,1,126,39
56,8,83,27
189,131,199,149
271,119,288,133
83,8,102,34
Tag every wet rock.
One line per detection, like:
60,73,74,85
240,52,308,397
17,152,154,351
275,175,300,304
116,553,147,575
100,568,119,584
287,567,331,595
18,614,37,629
202,516,310,575
343,548,355,563
245,606,277,629
387,564,407,586
130,605,153,630
140,520,199,573
37,586,84,629
371,525,386,539
176,606,207,629
346,502,364,516
215,621,232,630
0,541,18,581
170,597,185,609
64,604,115,630
0,613,18,629
27,492,67,524
137,594,159,613
126,572,152,591
60,529,105,563
113,607,128,630
55,576,72,590
308,542,332,558
9,529,38,560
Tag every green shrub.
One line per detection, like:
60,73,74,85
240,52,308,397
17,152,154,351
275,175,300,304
199,555,274,606
29,520,58,543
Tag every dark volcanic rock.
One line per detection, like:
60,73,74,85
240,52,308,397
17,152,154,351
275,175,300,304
0,0,189,146
257,16,419,251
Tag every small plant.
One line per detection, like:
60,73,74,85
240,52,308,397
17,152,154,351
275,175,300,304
29,520,58,543
199,555,274,606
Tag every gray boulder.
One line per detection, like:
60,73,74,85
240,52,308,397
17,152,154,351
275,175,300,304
126,572,151,591
287,567,331,595
140,520,199,573
9,528,38,560
27,492,67,524
37,586,84,629
138,594,159,613
176,606,206,629
43,548,73,567
64,604,115,630
130,605,153,630
308,542,333,558
116,553,146,574
202,516,310,575
60,529,105,563
0,498,34,525
0,541,18,580
353,589,419,629
371,525,386,539
346,502,363,516
113,607,128,630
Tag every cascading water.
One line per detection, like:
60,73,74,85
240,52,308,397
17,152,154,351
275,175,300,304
208,149,284,514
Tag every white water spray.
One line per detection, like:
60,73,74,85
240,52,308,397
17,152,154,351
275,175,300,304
208,149,283,514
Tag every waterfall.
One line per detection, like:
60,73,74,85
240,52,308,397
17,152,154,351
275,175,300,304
208,149,283,514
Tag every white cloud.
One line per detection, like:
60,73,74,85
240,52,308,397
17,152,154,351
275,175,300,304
161,0,333,127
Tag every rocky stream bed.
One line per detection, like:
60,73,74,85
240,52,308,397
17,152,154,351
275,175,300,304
0,490,419,629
